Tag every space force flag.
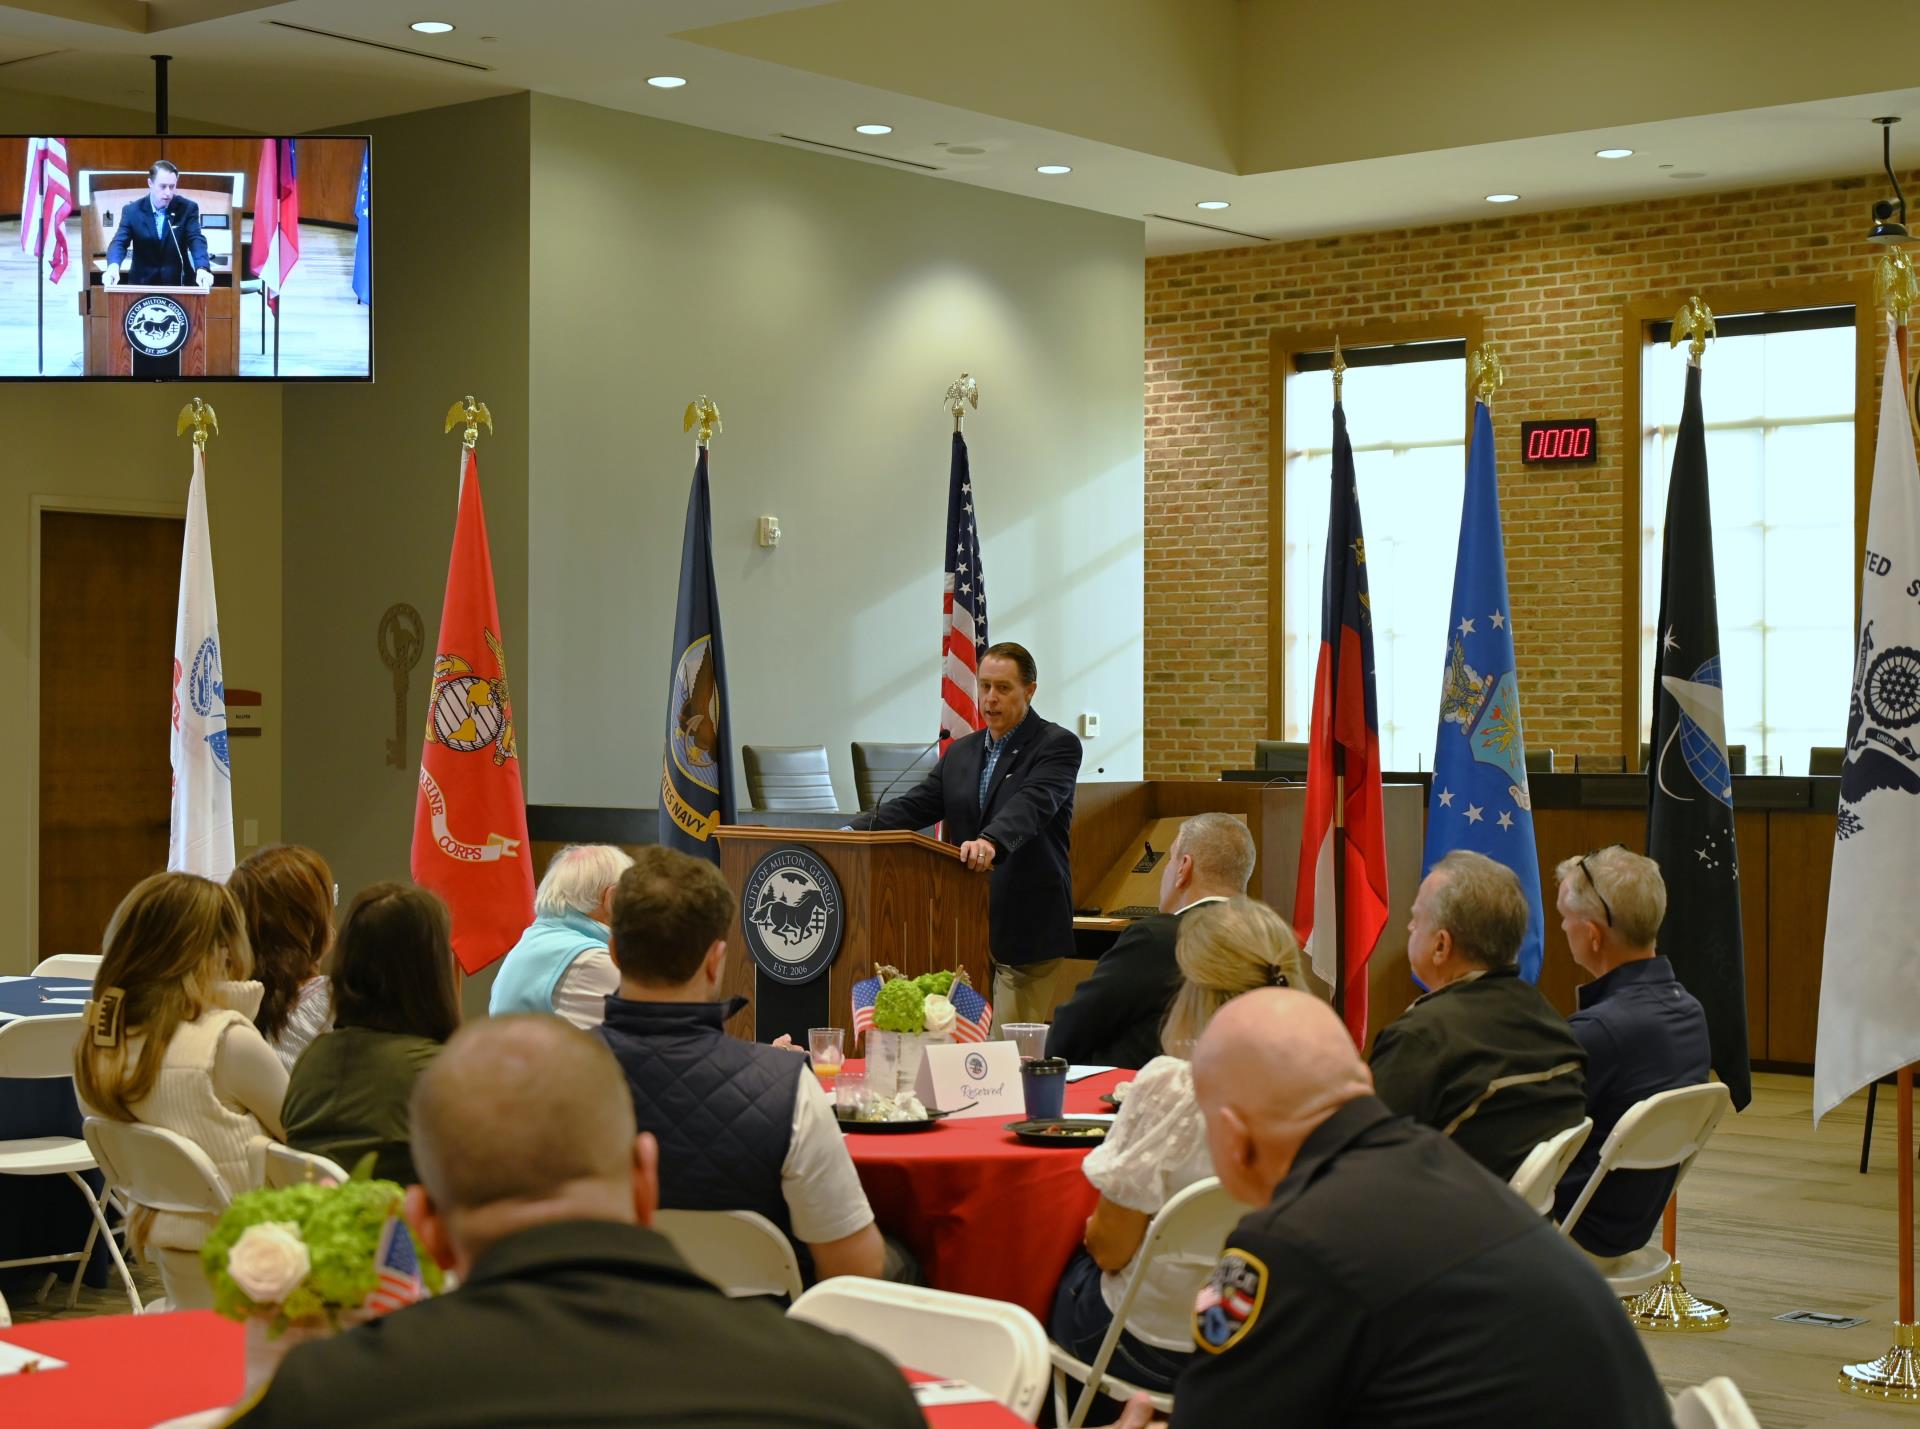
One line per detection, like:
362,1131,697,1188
659,445,736,861
168,444,234,880
1424,400,1545,982
1646,360,1751,1110
410,446,534,975
1814,317,1920,1122
1293,398,1391,1048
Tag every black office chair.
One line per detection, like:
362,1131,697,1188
741,745,838,813
1253,740,1309,774
851,741,939,811
1810,746,1843,776
1524,748,1556,774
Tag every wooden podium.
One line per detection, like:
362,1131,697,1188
80,283,238,377
713,827,991,1044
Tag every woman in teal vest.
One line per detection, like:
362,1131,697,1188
490,843,634,1028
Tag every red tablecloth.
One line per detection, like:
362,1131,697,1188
0,1312,1030,1427
844,1061,1126,1320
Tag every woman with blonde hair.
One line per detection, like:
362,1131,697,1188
75,871,287,1306
227,843,336,1070
1049,896,1308,1397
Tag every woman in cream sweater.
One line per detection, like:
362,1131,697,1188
75,871,287,1308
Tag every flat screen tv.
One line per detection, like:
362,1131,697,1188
4,135,371,380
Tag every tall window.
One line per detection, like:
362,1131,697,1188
1283,346,1466,772
1639,309,1855,775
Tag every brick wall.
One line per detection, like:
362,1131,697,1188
1144,170,1907,778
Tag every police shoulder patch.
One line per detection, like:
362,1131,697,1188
1193,1247,1268,1354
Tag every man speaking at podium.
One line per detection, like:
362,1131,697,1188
850,643,1081,1026
103,160,213,289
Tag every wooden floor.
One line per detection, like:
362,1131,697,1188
0,221,369,378
7,1073,1920,1425
1642,1072,1920,1426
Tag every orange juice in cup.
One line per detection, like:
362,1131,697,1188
808,1027,845,1089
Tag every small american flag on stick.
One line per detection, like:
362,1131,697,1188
852,969,993,1045
364,1216,429,1317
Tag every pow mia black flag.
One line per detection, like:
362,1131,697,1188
1647,361,1751,1110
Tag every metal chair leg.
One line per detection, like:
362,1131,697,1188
1863,1079,1878,1175
68,1171,142,1314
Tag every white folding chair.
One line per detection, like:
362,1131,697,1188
1049,1177,1240,1427
1557,1083,1732,1295
790,1277,1051,1422
83,1118,233,1310
1672,1375,1761,1429
30,954,102,982
264,1143,349,1189
1506,1118,1592,1216
653,1208,804,1300
0,1015,143,1312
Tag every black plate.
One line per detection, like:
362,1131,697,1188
1005,1117,1113,1147
835,1108,953,1134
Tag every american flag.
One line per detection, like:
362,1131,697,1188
363,1216,428,1317
20,137,73,283
852,974,993,1045
939,431,988,752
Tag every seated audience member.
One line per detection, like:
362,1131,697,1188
75,872,286,1306
228,844,337,1071
1368,850,1586,1180
230,1017,923,1427
1549,846,1710,1255
282,884,459,1184
490,843,633,1029
1051,897,1306,1395
1047,813,1255,1069
1126,988,1669,1428
596,846,898,1283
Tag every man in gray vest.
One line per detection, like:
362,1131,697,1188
596,845,903,1283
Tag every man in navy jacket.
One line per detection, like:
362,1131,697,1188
852,642,1081,1025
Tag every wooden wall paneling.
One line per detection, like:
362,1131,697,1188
1734,810,1769,1062
298,138,366,227
1147,778,1268,893
1068,781,1148,907
1765,810,1837,1066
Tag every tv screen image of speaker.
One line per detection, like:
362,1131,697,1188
2,134,372,381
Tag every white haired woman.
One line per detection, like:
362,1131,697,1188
1049,896,1310,1397
489,843,635,1028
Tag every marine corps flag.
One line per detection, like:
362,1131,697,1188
1814,317,1920,1122
1424,400,1545,982
1293,397,1390,1049
1647,361,1751,1110
659,445,735,861
410,446,534,975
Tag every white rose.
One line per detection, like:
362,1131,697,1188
922,994,956,1037
227,1221,311,1304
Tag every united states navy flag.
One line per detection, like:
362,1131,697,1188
1424,400,1545,982
659,446,735,861
1647,359,1751,1110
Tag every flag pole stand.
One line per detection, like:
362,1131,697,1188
1841,1066,1920,1398
1624,1195,1728,1331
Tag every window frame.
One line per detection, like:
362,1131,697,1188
1617,282,1875,767
1266,316,1483,742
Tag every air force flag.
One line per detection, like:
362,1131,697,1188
168,444,234,880
1424,400,1545,981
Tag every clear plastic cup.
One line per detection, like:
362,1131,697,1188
808,1026,845,1090
1004,1022,1049,1061
834,1067,869,1116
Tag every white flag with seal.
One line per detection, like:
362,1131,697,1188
1814,317,1920,1122
168,444,235,879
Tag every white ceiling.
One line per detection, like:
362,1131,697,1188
0,0,1915,256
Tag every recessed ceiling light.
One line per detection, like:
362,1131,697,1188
1596,147,1634,160
1037,164,1072,175
1196,200,1230,210
1485,192,1520,203
647,75,687,89
854,124,893,136
409,20,453,33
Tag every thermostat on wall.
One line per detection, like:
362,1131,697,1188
1519,419,1599,465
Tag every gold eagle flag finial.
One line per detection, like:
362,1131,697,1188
1469,344,1504,407
1331,335,1347,404
175,397,219,448
1876,246,1919,325
444,396,493,449
945,372,979,431
1670,295,1716,366
683,396,722,447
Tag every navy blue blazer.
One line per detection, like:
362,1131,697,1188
852,711,1081,966
105,195,210,285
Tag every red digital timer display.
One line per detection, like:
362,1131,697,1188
1519,419,1598,465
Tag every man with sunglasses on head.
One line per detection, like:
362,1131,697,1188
1549,845,1709,1258
1368,850,1587,1181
